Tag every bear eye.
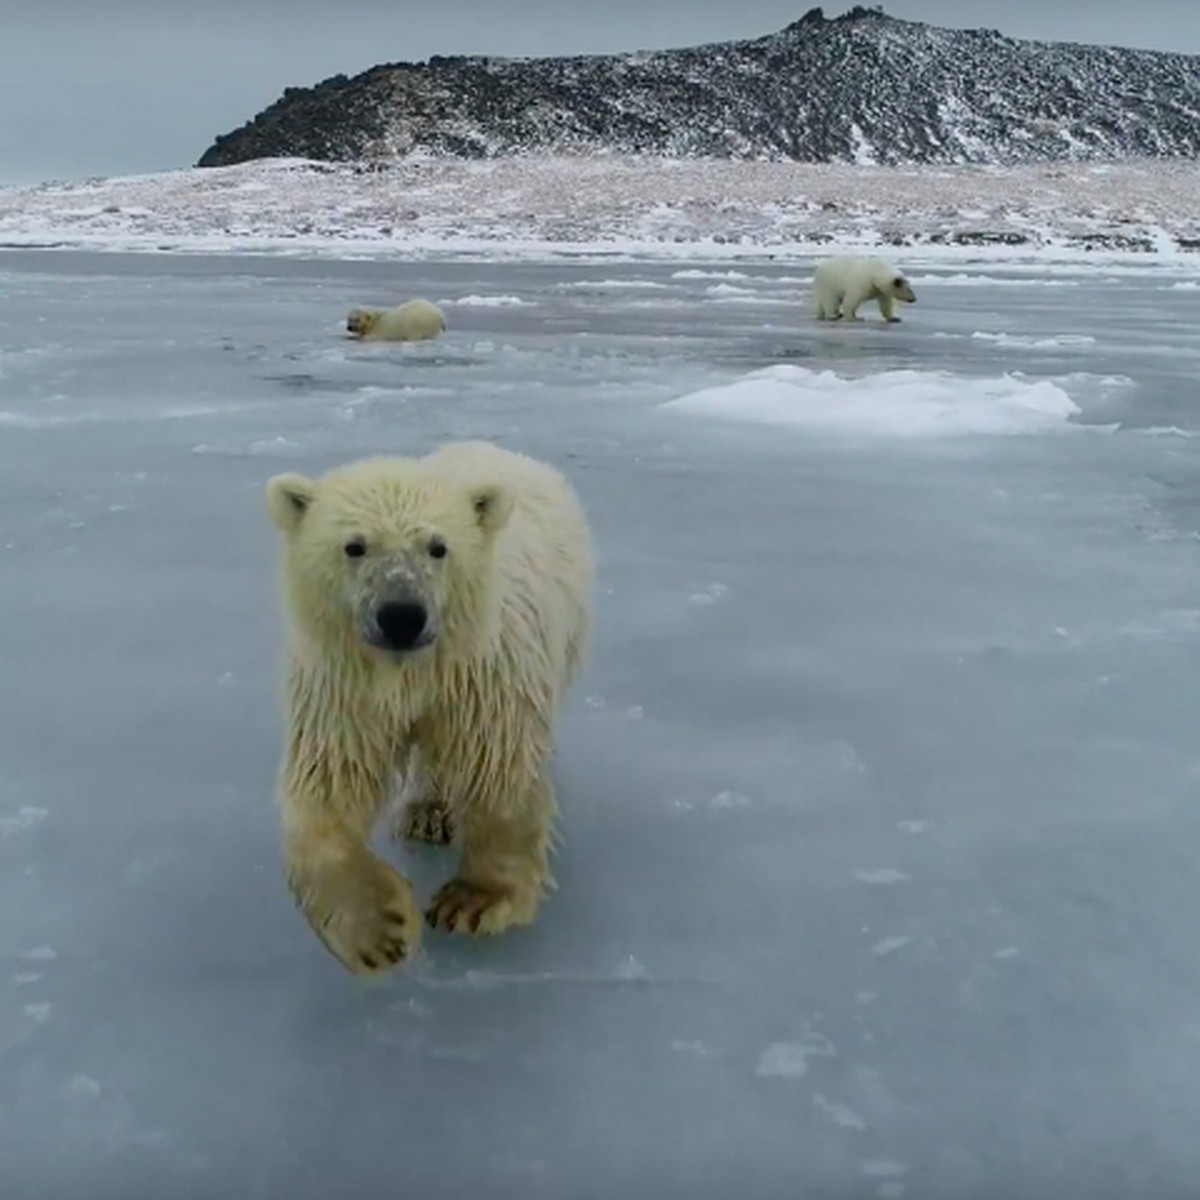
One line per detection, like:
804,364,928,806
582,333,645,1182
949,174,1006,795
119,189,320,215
343,537,367,559
428,537,448,560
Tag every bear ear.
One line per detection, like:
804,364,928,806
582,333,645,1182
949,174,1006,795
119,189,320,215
469,483,515,535
266,473,317,533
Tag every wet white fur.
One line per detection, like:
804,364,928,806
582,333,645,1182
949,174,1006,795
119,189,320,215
265,440,593,974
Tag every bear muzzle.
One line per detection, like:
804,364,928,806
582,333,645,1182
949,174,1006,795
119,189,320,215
366,598,437,655
346,309,374,337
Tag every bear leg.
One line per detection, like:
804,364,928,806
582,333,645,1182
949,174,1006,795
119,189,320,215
285,828,422,974
399,796,457,846
280,731,422,975
878,294,900,323
841,289,864,321
814,288,843,321
390,745,456,845
426,774,555,937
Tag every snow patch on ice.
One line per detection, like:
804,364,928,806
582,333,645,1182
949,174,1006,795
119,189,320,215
910,273,1080,287
0,806,49,837
854,868,912,886
671,1040,714,1057
557,278,670,290
65,1075,103,1099
755,1029,836,1078
710,790,752,811
813,1093,868,1131
417,955,663,991
672,268,753,281
688,582,730,605
662,365,1085,439
863,1160,909,1179
971,331,1097,349
442,294,530,307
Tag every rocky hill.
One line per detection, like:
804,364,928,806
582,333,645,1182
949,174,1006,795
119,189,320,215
196,5,1200,168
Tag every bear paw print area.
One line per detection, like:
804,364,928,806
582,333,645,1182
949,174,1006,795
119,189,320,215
2,142,1199,1199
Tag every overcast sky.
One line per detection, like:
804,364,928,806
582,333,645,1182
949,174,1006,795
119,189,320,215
1,1,1196,186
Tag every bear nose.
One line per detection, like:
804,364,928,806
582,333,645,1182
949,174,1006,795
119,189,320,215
374,601,429,651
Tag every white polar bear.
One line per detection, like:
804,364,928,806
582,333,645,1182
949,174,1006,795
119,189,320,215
264,440,593,975
811,256,917,323
346,298,446,342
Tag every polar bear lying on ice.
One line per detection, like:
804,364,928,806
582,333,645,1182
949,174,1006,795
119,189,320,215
346,298,447,342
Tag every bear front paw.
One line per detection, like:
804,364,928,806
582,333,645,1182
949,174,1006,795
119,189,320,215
397,797,456,846
291,853,421,975
425,878,534,937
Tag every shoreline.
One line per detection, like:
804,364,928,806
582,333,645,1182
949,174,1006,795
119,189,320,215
1,155,1198,269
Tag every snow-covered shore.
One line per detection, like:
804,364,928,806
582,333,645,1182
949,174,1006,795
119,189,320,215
1,155,1199,266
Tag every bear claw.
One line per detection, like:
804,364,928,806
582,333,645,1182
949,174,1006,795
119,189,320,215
425,879,518,937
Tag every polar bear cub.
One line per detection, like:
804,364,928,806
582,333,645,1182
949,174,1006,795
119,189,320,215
812,256,916,323
264,440,593,975
346,298,447,342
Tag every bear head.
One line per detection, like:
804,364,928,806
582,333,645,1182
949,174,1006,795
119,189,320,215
888,274,916,304
266,457,514,660
346,308,381,338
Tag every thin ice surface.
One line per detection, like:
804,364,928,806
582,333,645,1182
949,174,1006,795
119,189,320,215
1,250,1200,1198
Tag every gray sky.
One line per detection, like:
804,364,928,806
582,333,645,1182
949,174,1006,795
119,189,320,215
1,1,1196,185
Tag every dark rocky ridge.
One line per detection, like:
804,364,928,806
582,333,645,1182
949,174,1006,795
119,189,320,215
197,6,1200,168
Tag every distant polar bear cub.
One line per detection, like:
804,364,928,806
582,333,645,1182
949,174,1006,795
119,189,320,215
812,256,917,323
346,298,446,342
